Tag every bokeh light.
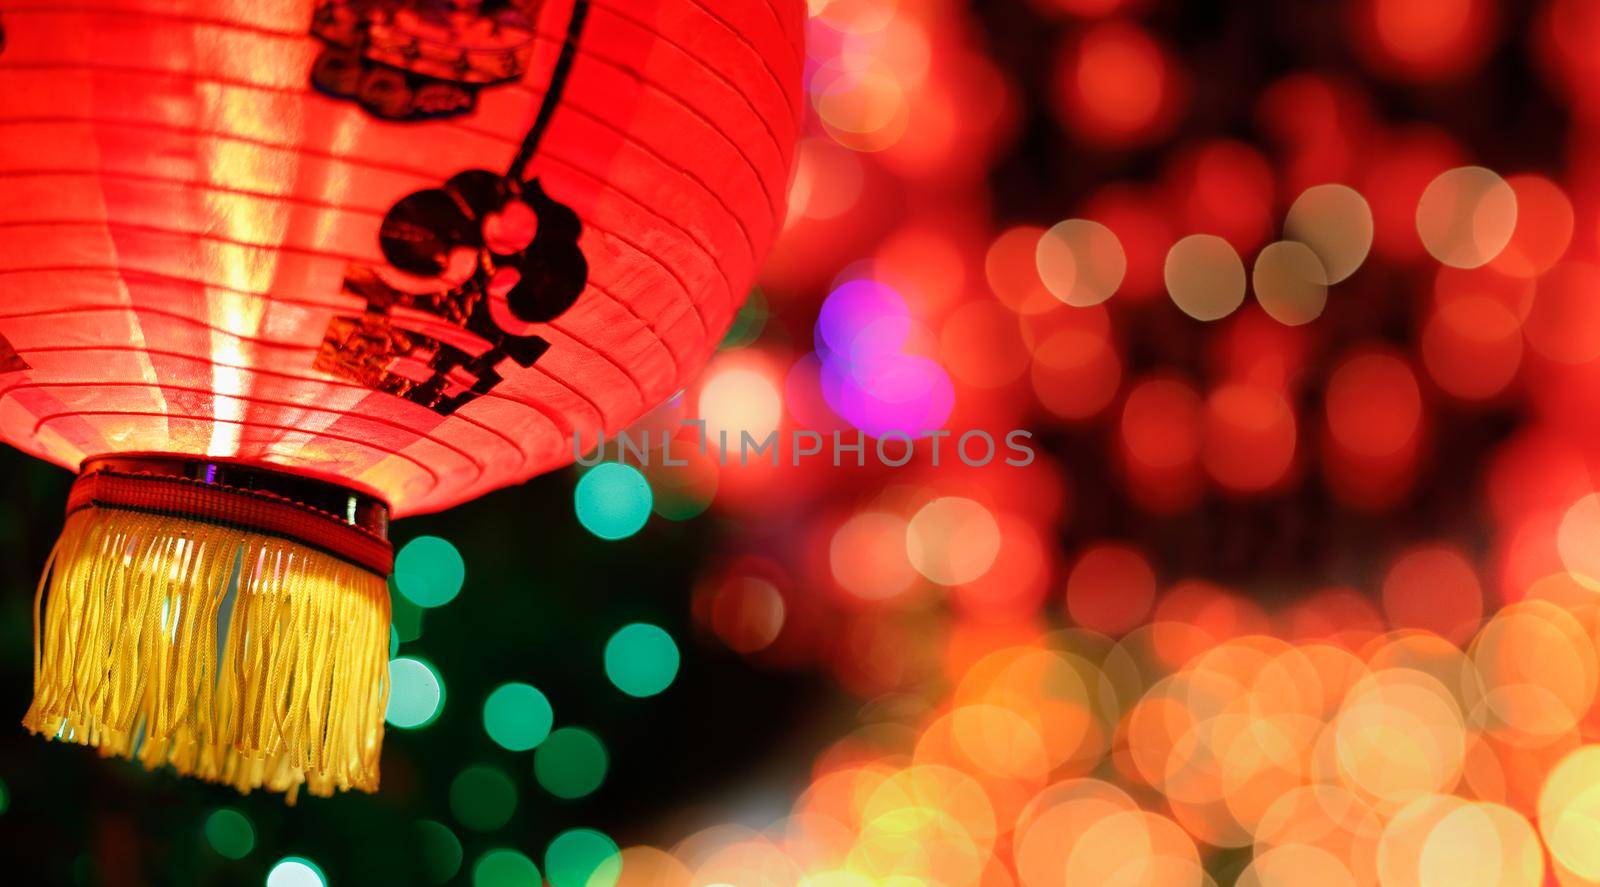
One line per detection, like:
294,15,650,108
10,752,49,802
1253,240,1329,326
906,497,1002,586
386,656,445,729
483,683,554,752
574,463,653,541
1036,218,1127,306
394,536,466,609
203,808,254,860
1165,234,1247,321
1283,184,1373,284
545,829,622,887
265,857,326,887
535,728,609,799
473,849,541,887
1415,166,1518,268
450,765,519,832
416,821,463,884
604,623,681,698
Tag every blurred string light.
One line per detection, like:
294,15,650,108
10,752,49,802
1252,240,1329,326
1035,218,1127,307
386,656,445,729
603,623,681,698
544,829,622,887
203,806,252,858
414,820,463,885
1284,183,1374,283
450,765,518,833
813,276,954,435
719,287,770,350
700,574,787,653
203,808,255,860
393,536,465,608
473,849,540,887
482,683,554,752
596,576,1600,886
905,496,1000,586
1415,166,1518,268
534,727,608,799
574,462,653,541
264,857,325,887
643,0,1600,883
1165,233,1247,321
698,364,783,448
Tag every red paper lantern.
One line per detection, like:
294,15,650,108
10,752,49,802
0,0,801,799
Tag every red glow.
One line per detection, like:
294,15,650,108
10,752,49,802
1202,383,1298,494
1381,544,1485,643
1066,542,1157,635
1352,0,1497,82
1054,21,1180,148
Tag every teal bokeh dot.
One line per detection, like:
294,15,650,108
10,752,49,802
533,728,608,799
386,656,445,729
483,683,554,752
265,857,326,887
545,829,622,887
473,849,541,887
203,808,255,860
394,536,465,608
415,820,463,884
450,765,518,832
603,623,680,698
574,463,653,541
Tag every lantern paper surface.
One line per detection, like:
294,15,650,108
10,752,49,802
0,0,801,800
0,0,803,516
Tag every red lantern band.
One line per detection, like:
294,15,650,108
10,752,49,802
67,457,393,576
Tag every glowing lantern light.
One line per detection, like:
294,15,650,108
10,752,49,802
0,0,803,798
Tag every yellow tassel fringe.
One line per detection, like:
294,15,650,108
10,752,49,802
23,506,391,802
